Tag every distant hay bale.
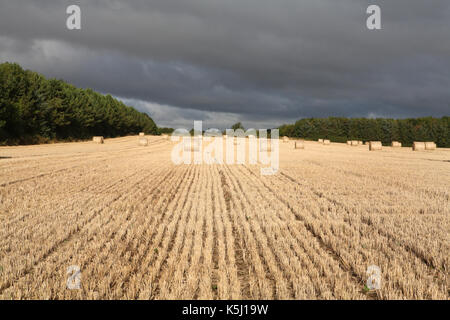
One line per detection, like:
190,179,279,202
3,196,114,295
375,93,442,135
93,136,104,144
351,140,359,146
364,141,368,145
323,139,330,145
369,141,382,151
139,132,145,137
425,142,436,150
412,142,425,151
391,141,402,147
138,137,148,146
283,136,289,142
319,139,324,143
358,141,363,145
347,141,352,145
260,142,271,152
294,141,305,149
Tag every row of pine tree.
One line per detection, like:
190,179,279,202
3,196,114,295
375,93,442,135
0,62,158,145
279,117,449,147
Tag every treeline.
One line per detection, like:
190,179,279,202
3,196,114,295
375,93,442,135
279,117,449,147
0,62,158,145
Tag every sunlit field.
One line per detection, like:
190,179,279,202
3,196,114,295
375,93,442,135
0,136,448,299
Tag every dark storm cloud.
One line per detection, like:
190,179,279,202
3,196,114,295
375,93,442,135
0,0,449,128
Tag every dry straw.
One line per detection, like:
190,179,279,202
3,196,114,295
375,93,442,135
425,142,436,150
93,136,104,144
323,139,331,145
139,132,145,137
295,141,305,149
138,138,148,146
347,141,351,145
391,141,402,147
412,142,425,151
319,139,324,143
369,141,382,151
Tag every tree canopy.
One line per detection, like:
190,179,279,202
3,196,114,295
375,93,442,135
231,122,245,131
279,117,449,147
0,62,158,145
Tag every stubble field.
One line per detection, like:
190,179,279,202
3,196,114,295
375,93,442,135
0,136,448,300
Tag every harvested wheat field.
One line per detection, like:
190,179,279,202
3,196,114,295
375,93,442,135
0,136,448,300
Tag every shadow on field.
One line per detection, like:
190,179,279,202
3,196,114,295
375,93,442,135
425,158,450,163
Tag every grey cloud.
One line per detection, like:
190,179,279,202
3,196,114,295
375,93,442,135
0,0,449,129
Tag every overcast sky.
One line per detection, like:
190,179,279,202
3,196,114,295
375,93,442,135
1,0,449,129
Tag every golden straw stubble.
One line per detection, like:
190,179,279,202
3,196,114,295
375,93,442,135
0,135,448,300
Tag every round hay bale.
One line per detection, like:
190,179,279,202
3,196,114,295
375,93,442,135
139,132,145,137
318,139,324,143
425,142,436,150
294,141,305,149
358,141,363,145
412,142,425,151
369,141,382,151
283,136,289,142
93,136,104,144
351,140,359,146
138,137,148,146
391,141,402,147
323,139,331,145
347,141,352,145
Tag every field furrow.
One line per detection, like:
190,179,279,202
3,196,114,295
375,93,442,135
0,137,447,300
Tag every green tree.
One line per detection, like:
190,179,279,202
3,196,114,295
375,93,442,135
0,62,159,145
278,116,449,147
231,122,245,131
